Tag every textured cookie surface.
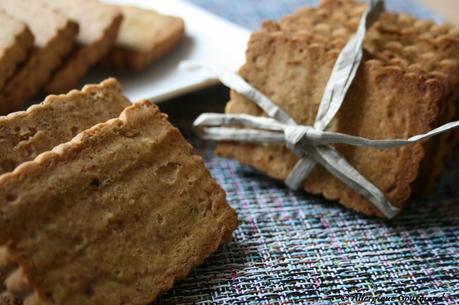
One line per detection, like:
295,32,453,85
282,0,459,81
0,78,129,304
278,0,459,193
102,6,185,71
363,7,459,154
216,29,445,216
0,10,34,93
0,101,237,305
0,78,130,176
0,0,78,114
43,0,122,94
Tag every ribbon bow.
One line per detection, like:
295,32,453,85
186,0,459,218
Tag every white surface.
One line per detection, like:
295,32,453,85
81,0,250,103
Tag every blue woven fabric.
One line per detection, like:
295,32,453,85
155,143,459,305
156,1,458,304
185,0,442,30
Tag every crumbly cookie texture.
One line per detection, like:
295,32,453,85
43,0,122,94
0,245,21,304
0,78,129,304
0,0,79,114
216,28,446,217
278,0,459,192
0,78,130,176
0,100,237,305
0,9,34,93
102,6,185,71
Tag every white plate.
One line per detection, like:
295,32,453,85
82,0,250,103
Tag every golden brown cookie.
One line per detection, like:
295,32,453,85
0,10,34,93
279,0,459,91
279,0,365,39
102,6,185,71
43,0,122,94
0,0,79,114
0,78,130,176
0,78,129,303
278,0,459,90
364,11,459,158
278,0,459,192
216,29,446,217
0,100,237,305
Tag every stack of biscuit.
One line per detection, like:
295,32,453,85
0,79,237,304
101,5,185,71
0,0,185,115
216,0,459,217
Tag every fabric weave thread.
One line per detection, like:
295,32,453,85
156,140,459,305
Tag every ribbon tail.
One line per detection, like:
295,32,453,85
181,61,296,125
285,158,317,190
307,145,400,219
197,127,286,143
303,120,459,147
314,0,385,131
193,113,288,143
193,113,288,131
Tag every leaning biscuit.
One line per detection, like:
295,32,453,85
102,6,185,71
0,0,79,114
0,10,34,93
216,29,446,217
0,78,129,304
0,100,237,305
0,78,130,176
43,0,122,94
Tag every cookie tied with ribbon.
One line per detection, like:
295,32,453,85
188,0,459,219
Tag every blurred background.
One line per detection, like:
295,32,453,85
420,0,459,25
186,0,458,29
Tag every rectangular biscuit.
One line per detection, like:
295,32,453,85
0,78,129,304
0,78,130,176
278,0,459,192
363,12,459,193
0,10,34,93
363,10,459,153
280,0,459,86
43,0,122,94
101,5,185,71
216,29,446,216
0,0,79,114
0,101,237,305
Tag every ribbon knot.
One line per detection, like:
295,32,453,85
284,125,327,157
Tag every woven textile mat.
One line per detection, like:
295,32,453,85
154,140,459,305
